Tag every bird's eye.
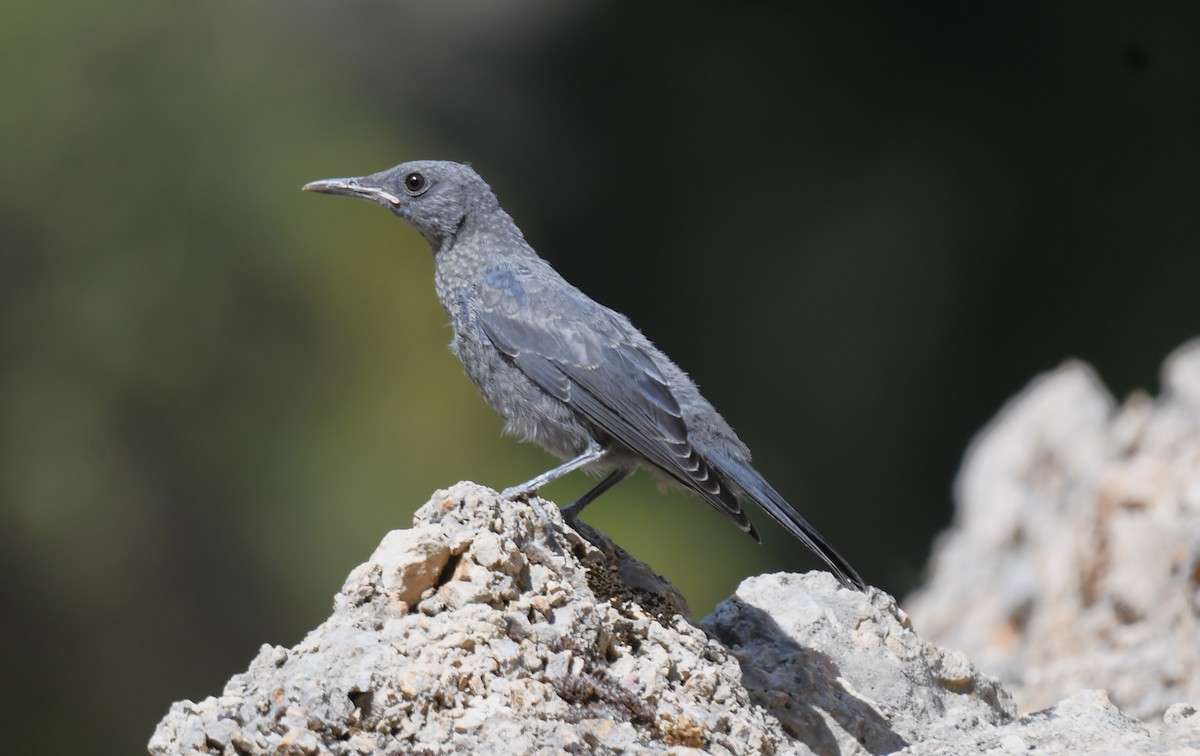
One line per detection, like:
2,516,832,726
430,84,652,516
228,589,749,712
403,172,429,195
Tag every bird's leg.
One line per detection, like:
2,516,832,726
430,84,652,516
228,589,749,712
560,468,631,528
501,442,606,500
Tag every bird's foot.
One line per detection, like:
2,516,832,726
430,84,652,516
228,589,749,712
500,485,558,537
500,485,536,502
532,501,557,533
559,513,585,541
558,501,585,528
556,504,585,540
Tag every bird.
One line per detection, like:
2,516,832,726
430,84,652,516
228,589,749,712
303,160,867,591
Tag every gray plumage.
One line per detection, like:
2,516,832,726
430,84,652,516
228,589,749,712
303,160,866,591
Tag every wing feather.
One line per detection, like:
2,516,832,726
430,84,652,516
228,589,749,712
476,264,754,534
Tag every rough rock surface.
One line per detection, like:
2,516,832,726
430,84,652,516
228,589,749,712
151,483,1017,755
151,341,1200,754
905,340,1200,723
903,691,1200,755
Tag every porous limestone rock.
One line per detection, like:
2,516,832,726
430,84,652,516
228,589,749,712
150,483,1013,755
902,690,1200,755
905,340,1200,723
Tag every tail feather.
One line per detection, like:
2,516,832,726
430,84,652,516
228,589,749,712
719,458,867,591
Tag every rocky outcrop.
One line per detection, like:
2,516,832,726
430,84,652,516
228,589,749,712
905,340,1200,723
150,341,1200,754
150,482,1015,754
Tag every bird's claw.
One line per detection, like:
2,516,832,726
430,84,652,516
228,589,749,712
501,486,535,502
499,487,558,541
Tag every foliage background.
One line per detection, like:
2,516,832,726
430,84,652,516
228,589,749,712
1,3,1197,753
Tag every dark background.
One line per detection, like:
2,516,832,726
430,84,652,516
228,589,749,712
2,3,1197,753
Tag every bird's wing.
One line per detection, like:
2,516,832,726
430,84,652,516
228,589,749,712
475,264,756,535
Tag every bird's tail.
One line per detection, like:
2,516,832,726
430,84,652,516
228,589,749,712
719,459,867,591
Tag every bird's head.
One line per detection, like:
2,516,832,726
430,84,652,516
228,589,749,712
303,160,497,249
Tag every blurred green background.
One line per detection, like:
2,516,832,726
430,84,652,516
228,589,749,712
2,2,1198,753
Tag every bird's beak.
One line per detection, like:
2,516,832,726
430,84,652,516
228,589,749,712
302,176,403,206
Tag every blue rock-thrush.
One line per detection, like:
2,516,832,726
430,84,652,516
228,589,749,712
304,160,866,590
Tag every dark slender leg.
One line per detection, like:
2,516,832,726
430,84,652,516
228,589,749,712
560,468,631,525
